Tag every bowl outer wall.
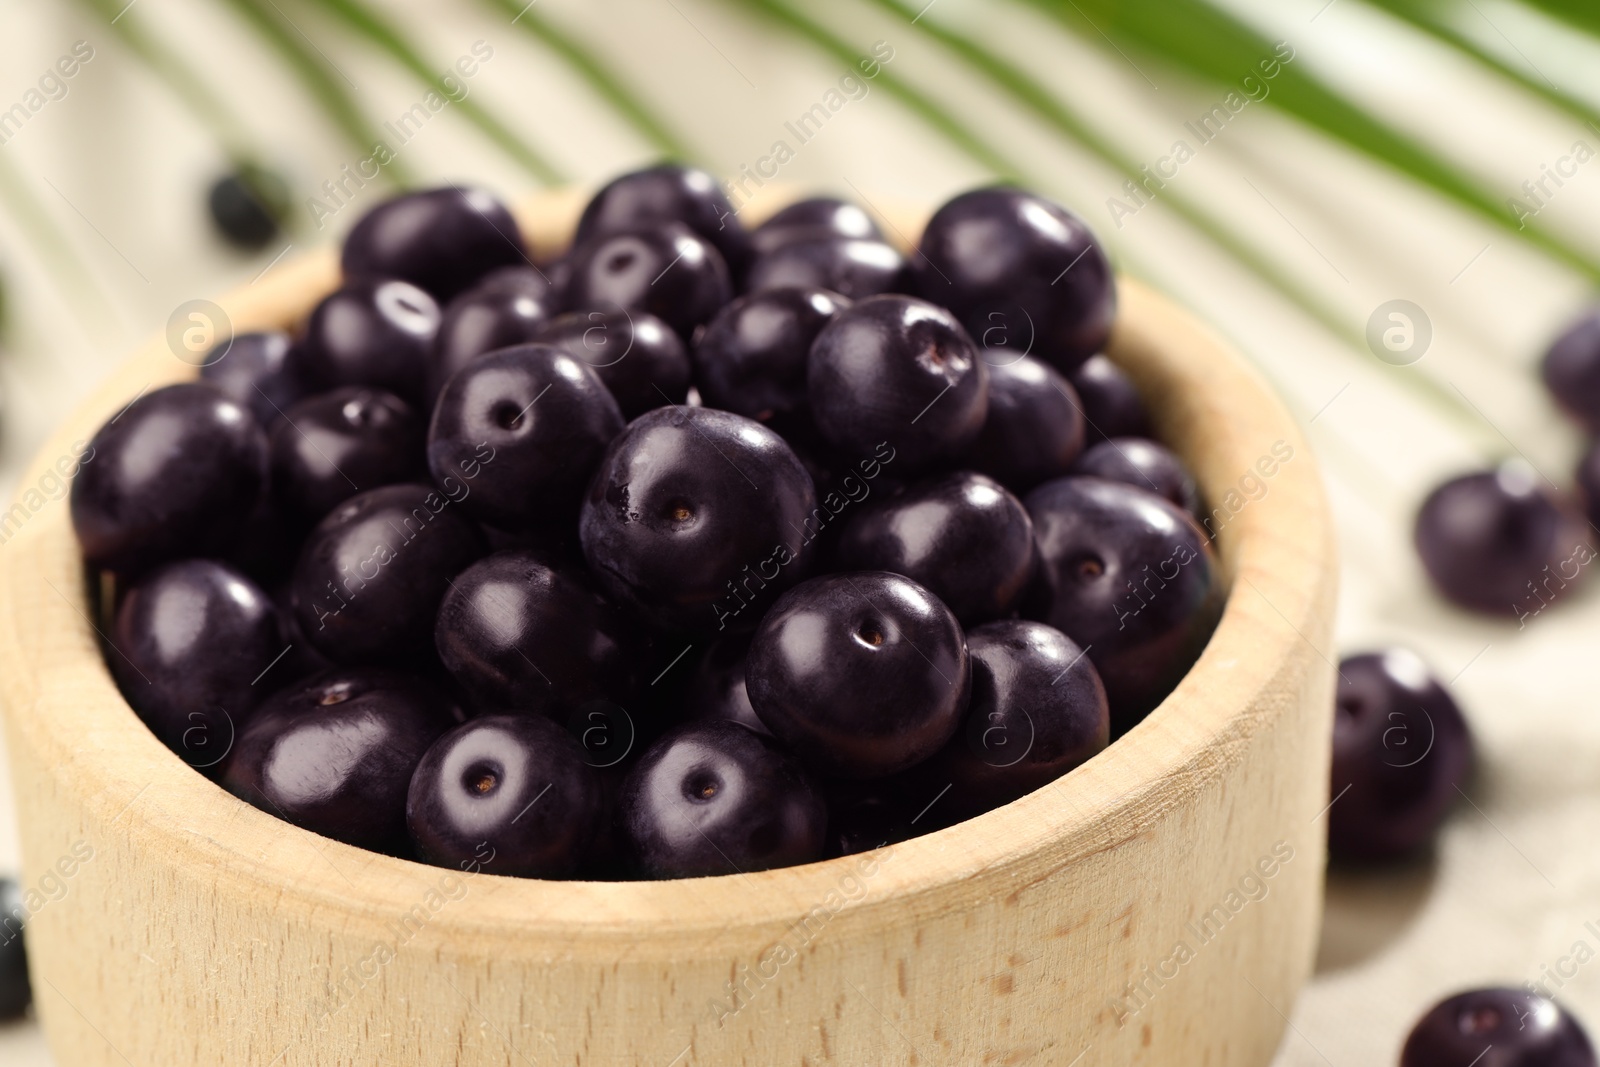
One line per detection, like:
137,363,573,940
0,186,1336,1066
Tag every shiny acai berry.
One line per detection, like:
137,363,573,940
290,483,485,663
807,294,988,473
927,620,1108,820
223,668,459,852
967,353,1086,492
579,406,817,635
1026,477,1221,728
406,713,602,878
207,165,289,250
574,163,751,277
693,287,848,429
341,186,527,302
913,186,1115,372
0,877,28,1021
426,344,624,532
300,278,440,402
827,783,921,856
751,196,881,256
198,329,310,430
747,571,970,778
746,237,905,300
1414,462,1591,617
1330,650,1473,863
533,308,691,418
270,387,424,524
1542,308,1600,432
1069,354,1151,443
682,635,767,734
427,270,555,401
110,560,281,770
619,719,826,878
834,471,1034,626
71,383,268,574
563,224,731,340
1071,437,1201,518
1401,988,1595,1067
434,549,637,718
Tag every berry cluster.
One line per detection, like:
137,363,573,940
71,164,1223,880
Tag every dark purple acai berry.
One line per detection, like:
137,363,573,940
198,329,311,430
574,163,751,277
426,344,623,532
826,782,922,857
407,713,602,878
807,294,988,473
434,550,637,718
109,560,281,771
747,571,970,778
1069,354,1151,443
289,483,485,664
1071,438,1201,518
746,237,905,300
1026,477,1221,729
1541,308,1600,432
0,878,28,1021
207,166,289,250
693,287,848,430
913,186,1115,372
967,353,1085,493
926,620,1108,820
270,387,424,524
619,720,826,878
682,635,767,734
1414,462,1591,618
1401,988,1595,1067
1330,650,1473,863
427,268,555,401
222,668,459,853
300,278,440,403
579,406,817,635
71,383,268,574
341,186,527,302
751,196,881,256
563,224,731,340
834,471,1035,626
532,308,691,418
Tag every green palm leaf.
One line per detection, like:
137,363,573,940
74,0,258,163
740,0,1022,180
477,0,693,160
0,154,120,341
1020,0,1600,281
220,0,417,187
310,0,565,184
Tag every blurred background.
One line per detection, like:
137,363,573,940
2,0,1600,1062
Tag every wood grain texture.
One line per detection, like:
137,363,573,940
0,188,1337,1066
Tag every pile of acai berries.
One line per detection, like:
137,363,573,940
70,165,1223,880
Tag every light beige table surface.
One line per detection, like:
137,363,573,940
0,1,1596,1064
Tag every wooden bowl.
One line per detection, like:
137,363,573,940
0,188,1337,1066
